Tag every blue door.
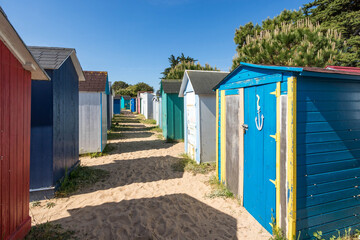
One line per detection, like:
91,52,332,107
244,83,277,233
114,99,121,114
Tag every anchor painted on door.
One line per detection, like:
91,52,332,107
255,94,264,131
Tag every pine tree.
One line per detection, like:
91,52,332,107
303,0,360,66
165,61,218,80
232,19,344,69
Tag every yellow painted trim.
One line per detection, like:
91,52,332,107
220,90,226,183
287,77,297,240
216,89,219,179
275,82,281,229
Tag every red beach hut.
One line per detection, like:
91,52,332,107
0,8,49,239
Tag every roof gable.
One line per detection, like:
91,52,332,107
179,70,229,96
28,46,85,81
0,8,49,80
214,62,360,90
161,79,182,94
79,71,108,92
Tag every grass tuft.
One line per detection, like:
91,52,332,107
46,202,55,209
55,166,109,198
25,222,77,240
171,153,216,175
148,126,162,133
140,118,157,125
32,201,41,207
206,175,234,199
80,144,115,158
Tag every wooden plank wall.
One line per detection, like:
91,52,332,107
0,41,31,239
79,92,101,154
296,78,360,239
225,95,240,196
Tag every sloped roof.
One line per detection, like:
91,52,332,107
0,8,49,80
114,95,121,99
122,95,131,100
326,66,360,73
161,79,182,94
28,46,85,81
179,70,229,97
79,71,108,92
214,62,360,90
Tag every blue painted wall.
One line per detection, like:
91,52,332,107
130,98,136,112
121,97,130,109
296,78,360,239
30,57,79,190
114,99,121,114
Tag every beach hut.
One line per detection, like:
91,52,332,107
140,92,154,119
161,80,184,140
130,98,137,112
179,70,229,163
0,8,49,239
29,46,85,199
107,82,113,129
78,71,109,154
121,95,131,109
113,95,121,114
152,95,160,125
214,62,360,239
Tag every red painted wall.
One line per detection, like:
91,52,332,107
0,41,32,239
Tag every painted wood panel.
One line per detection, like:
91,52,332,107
199,95,217,163
30,57,79,195
186,92,196,160
225,94,240,196
101,93,107,150
0,41,31,240
113,99,121,114
296,78,360,239
79,92,101,154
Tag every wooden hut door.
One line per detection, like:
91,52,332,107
225,91,244,201
243,83,276,234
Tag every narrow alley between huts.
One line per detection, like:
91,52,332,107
29,111,270,240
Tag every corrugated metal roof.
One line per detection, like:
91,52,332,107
79,71,108,92
28,46,74,69
184,70,229,95
161,79,182,93
326,66,360,73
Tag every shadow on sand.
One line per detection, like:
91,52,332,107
52,194,238,240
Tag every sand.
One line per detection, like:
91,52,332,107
30,111,270,240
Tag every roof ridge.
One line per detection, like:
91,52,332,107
186,69,229,73
28,46,75,51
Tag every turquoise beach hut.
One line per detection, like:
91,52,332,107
121,95,131,109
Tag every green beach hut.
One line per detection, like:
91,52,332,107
160,80,184,140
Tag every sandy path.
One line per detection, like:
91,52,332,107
30,111,270,240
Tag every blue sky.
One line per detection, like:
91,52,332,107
1,0,308,91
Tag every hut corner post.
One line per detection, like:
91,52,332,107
220,90,226,184
216,89,219,180
270,82,281,229
287,76,297,240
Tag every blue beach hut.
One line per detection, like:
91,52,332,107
179,70,229,163
214,62,360,239
113,95,121,114
130,98,136,112
29,47,85,199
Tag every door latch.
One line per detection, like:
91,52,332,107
242,124,248,134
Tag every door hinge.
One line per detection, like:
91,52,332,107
270,85,281,97
269,178,279,188
270,132,279,142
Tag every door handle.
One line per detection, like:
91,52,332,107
242,124,248,134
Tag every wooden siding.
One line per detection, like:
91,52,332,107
0,41,31,240
79,92,101,154
199,95,217,163
165,94,184,140
30,57,79,192
101,93,107,150
296,78,360,239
